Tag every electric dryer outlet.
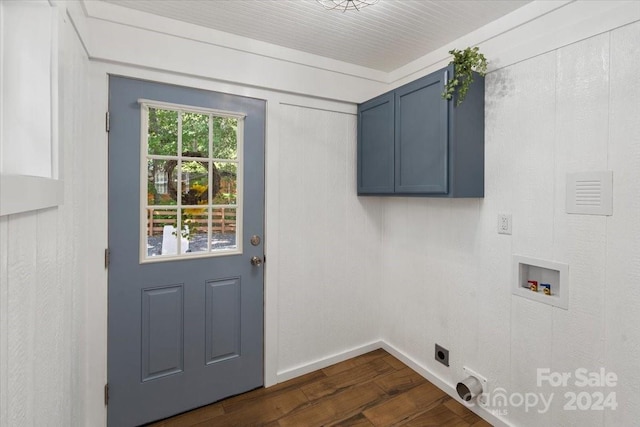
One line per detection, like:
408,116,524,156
435,344,449,367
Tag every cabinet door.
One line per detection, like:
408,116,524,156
395,71,448,194
358,92,395,194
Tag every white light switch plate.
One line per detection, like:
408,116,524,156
497,214,512,235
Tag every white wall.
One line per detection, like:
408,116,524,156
275,104,383,379
380,20,640,427
0,3,100,426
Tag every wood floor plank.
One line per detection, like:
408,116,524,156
221,370,325,413
321,349,389,377
148,403,225,427
151,351,491,427
277,382,387,427
443,398,484,424
374,366,427,396
471,419,493,427
401,404,470,427
362,381,447,426
302,358,395,401
329,412,376,426
193,388,309,427
382,354,408,371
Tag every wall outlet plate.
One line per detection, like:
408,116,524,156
497,213,512,235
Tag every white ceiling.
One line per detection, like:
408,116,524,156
100,0,531,72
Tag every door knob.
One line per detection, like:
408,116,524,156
250,256,263,267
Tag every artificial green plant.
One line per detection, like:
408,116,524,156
442,47,488,106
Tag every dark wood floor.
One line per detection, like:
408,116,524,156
149,349,492,427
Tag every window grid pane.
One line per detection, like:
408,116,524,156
142,105,241,260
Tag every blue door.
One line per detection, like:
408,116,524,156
107,76,265,426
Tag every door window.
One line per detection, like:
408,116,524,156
140,100,244,262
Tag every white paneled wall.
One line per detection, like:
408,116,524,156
0,10,96,426
548,33,609,426
276,104,383,377
381,21,640,426
605,21,640,427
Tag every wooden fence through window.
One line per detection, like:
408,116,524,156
147,208,236,236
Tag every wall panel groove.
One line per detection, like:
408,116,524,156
0,5,95,425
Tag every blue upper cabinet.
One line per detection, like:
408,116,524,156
357,65,484,197
357,92,395,194
395,70,449,194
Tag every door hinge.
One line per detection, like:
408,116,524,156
105,248,110,269
104,383,109,405
105,111,110,132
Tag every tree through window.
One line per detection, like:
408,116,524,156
141,102,243,261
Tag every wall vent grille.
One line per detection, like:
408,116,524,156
566,171,612,216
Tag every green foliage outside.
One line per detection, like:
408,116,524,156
148,108,237,161
147,107,238,208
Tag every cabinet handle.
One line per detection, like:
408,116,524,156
444,70,448,86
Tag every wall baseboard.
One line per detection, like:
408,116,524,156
274,340,512,427
275,340,383,383
380,341,512,427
